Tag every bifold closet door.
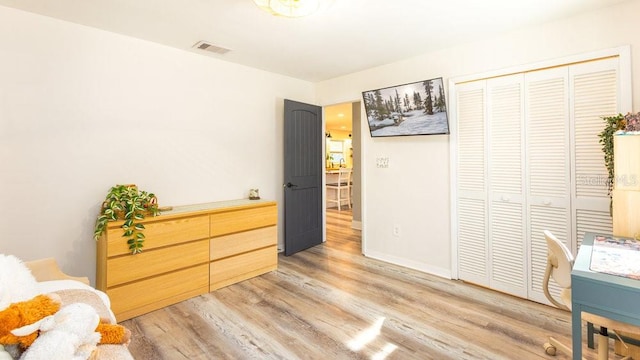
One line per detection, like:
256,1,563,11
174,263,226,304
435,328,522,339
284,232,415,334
455,81,489,286
570,58,616,250
487,74,526,297
525,67,572,302
525,59,619,302
455,55,623,304
455,75,529,296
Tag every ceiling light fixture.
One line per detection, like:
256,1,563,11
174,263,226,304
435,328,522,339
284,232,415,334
253,0,320,17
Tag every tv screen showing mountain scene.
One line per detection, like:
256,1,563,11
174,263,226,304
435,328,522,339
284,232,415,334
362,77,449,137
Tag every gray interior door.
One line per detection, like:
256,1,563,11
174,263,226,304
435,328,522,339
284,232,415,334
284,99,323,256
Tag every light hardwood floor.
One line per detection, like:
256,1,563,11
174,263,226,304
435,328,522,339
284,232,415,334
121,210,605,359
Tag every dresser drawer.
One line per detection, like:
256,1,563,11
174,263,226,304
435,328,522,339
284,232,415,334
210,205,277,237
210,226,276,261
210,246,277,291
106,239,209,287
107,215,209,256
108,263,209,321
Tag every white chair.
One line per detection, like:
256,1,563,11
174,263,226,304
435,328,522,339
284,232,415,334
543,230,635,360
327,167,351,212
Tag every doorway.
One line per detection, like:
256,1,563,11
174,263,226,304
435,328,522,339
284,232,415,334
324,101,361,231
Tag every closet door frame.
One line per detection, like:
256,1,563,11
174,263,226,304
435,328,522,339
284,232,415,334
449,45,631,281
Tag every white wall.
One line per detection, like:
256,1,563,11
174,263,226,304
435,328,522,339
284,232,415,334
0,6,315,283
316,0,640,278
3,1,640,286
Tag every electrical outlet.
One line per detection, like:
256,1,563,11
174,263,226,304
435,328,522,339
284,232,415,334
393,225,400,237
376,157,389,168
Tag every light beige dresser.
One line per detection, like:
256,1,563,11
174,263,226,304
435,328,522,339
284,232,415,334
96,199,277,321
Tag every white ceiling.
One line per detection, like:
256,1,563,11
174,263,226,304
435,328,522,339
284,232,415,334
0,0,629,82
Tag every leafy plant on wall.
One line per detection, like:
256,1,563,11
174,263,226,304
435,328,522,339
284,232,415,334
598,112,640,215
598,114,625,201
93,184,159,254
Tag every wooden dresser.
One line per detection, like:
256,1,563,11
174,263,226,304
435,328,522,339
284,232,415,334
96,199,277,321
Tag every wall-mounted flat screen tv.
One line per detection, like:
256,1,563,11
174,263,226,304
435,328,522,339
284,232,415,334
362,77,449,137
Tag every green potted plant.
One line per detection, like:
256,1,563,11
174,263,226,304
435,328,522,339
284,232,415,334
93,184,160,254
598,113,626,199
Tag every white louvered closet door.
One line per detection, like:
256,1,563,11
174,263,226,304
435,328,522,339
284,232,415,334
570,58,617,251
487,74,527,297
454,52,628,305
525,68,572,303
456,81,489,286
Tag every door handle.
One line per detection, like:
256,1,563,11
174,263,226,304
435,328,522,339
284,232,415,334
284,182,298,188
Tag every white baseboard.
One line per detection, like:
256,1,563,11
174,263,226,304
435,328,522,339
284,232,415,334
351,220,362,230
364,250,452,279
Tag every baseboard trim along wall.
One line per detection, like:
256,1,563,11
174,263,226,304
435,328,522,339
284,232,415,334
351,220,362,230
365,250,452,279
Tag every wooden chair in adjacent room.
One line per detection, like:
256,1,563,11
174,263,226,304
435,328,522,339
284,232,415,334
327,167,351,212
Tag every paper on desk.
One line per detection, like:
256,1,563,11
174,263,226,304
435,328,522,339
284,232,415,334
589,235,640,280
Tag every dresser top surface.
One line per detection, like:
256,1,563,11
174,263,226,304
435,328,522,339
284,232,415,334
160,199,276,216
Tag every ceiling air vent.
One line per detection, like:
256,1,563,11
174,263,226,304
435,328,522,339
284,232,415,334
192,41,231,55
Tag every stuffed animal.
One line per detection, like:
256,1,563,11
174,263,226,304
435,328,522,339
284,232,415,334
0,294,61,349
13,303,101,360
0,255,62,350
96,322,130,345
0,254,130,359
0,294,129,352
